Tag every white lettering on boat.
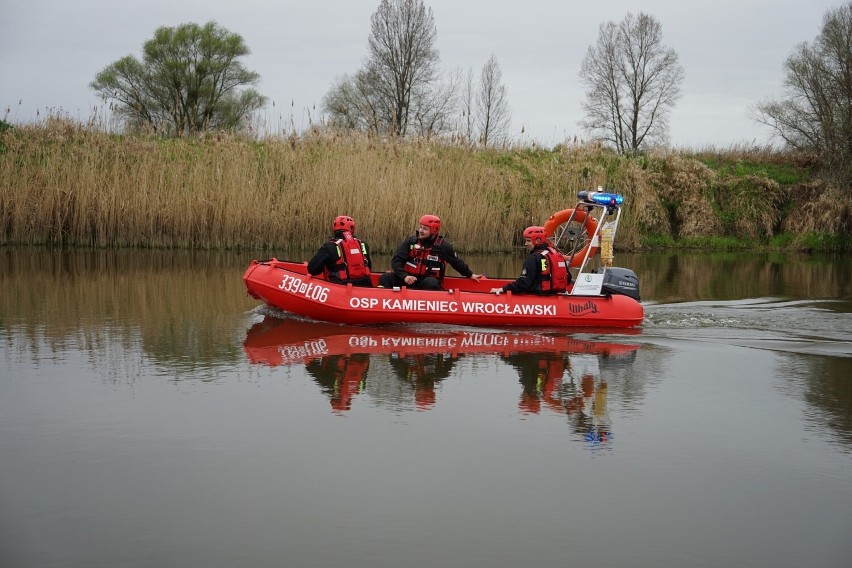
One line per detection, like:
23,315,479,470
350,297,380,309
277,274,329,303
342,294,560,317
460,302,556,316
381,299,459,312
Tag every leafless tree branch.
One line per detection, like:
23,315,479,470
579,12,683,153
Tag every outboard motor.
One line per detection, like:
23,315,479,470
601,267,640,301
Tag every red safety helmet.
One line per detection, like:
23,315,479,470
419,214,441,235
523,226,547,245
332,215,356,233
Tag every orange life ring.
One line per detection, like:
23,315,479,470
543,208,600,268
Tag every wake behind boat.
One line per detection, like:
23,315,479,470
243,192,643,328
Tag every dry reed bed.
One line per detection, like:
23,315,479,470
1,119,846,252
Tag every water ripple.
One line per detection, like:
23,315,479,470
642,297,852,357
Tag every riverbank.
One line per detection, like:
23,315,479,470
1,118,849,253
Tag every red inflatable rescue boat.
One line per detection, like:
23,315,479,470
243,193,643,329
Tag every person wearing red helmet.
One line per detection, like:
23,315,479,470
308,215,372,287
378,214,482,290
490,226,569,295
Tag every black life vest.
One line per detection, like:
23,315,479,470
536,246,569,293
403,236,445,279
325,231,369,281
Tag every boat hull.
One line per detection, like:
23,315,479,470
243,259,644,328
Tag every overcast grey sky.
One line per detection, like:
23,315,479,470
0,0,842,148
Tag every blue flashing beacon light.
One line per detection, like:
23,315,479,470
578,190,624,206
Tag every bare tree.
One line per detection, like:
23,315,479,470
411,70,460,138
322,0,463,138
323,71,384,133
476,55,511,147
323,75,362,131
753,2,852,171
323,0,451,137
459,68,476,144
363,0,440,135
579,12,683,153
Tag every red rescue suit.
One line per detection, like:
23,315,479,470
325,231,370,281
403,236,446,280
537,246,569,293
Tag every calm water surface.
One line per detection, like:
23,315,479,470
1,249,850,568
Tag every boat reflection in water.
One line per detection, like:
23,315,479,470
243,316,640,445
504,350,623,448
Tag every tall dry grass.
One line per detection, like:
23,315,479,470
1,118,847,253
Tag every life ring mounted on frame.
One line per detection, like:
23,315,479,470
543,208,600,268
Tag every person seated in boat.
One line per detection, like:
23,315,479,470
490,226,569,295
307,215,373,287
377,214,482,290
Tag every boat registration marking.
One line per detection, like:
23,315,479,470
278,274,330,303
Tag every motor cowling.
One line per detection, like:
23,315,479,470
601,267,640,301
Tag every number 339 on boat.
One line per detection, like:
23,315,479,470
277,274,329,302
